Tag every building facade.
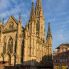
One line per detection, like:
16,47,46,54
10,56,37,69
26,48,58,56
53,44,69,69
0,0,52,67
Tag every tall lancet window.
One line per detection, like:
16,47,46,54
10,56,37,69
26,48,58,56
36,20,40,35
7,37,13,54
3,36,6,54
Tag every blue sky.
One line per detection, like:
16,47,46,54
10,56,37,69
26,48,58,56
0,0,69,51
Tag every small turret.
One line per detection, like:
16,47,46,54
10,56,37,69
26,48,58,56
29,1,35,21
29,1,36,34
47,23,52,39
47,22,52,46
16,14,23,64
0,18,4,43
46,22,52,62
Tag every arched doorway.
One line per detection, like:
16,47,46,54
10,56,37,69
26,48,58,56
7,37,13,65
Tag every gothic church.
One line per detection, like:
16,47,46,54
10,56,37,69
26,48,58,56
0,0,52,66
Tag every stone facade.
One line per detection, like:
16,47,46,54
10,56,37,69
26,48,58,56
0,0,52,67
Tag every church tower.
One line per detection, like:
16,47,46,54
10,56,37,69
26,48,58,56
24,1,37,62
46,23,52,60
35,0,45,41
29,1,36,60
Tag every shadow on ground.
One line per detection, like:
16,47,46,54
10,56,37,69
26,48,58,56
2,55,53,69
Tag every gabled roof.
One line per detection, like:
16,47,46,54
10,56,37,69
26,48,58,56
2,16,18,32
56,43,69,49
60,43,69,47
5,16,18,26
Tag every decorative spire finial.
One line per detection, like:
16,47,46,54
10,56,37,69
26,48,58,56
19,12,21,22
2,18,4,24
32,0,34,7
29,0,35,21
32,0,34,2
47,22,52,38
36,0,42,6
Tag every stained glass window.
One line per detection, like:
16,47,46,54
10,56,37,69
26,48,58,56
7,37,13,54
36,20,40,34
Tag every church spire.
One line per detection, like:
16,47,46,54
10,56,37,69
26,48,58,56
35,0,43,17
46,22,52,59
47,22,52,38
29,1,36,35
29,1,35,21
35,0,45,40
36,0,42,8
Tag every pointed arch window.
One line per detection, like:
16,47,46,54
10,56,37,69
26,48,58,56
3,42,6,54
3,36,6,54
36,20,40,34
7,37,13,54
